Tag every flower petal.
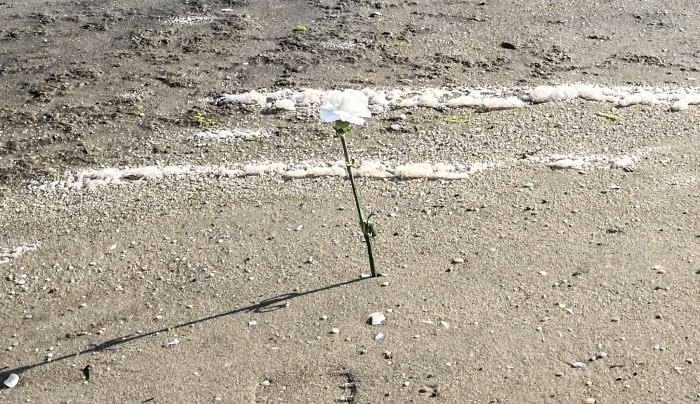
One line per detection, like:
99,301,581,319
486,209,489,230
319,89,371,125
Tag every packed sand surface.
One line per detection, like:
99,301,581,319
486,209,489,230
1,1,700,403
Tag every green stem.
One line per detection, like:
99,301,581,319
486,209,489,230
338,133,377,277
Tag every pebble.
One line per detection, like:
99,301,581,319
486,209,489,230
374,332,385,340
389,124,402,131
451,257,464,264
596,352,608,359
384,351,393,359
571,362,587,369
380,282,389,287
418,386,430,393
261,379,271,386
320,315,328,320
248,320,258,326
165,338,179,347
686,358,694,364
3,373,19,388
368,312,386,325
554,372,564,377
583,399,596,404
402,381,410,387
330,328,340,334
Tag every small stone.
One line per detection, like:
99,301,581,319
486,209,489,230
686,358,694,364
554,372,564,377
583,399,596,404
380,282,389,287
248,320,258,326
165,338,180,347
384,351,393,359
402,381,410,387
368,312,386,325
370,11,383,17
596,352,608,359
538,271,548,276
374,333,384,340
451,257,464,264
320,315,328,320
261,379,271,386
294,225,304,231
610,317,620,322
418,386,430,393
330,328,340,334
571,362,587,369
3,373,19,388
389,124,402,131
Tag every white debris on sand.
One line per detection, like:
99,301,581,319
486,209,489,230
525,85,580,104
547,158,586,171
481,96,526,111
610,156,636,170
616,92,658,107
189,128,270,142
1,244,39,264
670,94,700,112
213,85,700,113
368,312,386,326
274,99,296,111
35,149,652,192
35,161,494,191
3,373,19,388
163,16,214,26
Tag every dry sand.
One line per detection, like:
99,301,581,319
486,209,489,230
1,1,700,403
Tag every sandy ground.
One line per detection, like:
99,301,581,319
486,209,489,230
2,1,700,403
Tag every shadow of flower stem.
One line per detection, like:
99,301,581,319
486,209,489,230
335,121,377,277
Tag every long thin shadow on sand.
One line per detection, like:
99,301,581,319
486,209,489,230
0,277,368,383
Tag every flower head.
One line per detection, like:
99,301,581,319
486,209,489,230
320,90,371,125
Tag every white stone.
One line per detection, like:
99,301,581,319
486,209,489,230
3,373,19,388
368,312,386,325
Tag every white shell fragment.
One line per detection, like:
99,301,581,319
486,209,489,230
375,332,385,340
572,362,587,369
4,373,19,388
548,158,585,171
368,312,386,325
165,338,180,347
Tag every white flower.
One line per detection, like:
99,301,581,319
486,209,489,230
320,90,371,125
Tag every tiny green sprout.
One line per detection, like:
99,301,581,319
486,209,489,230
192,113,216,127
293,25,307,32
596,111,620,122
445,116,472,124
